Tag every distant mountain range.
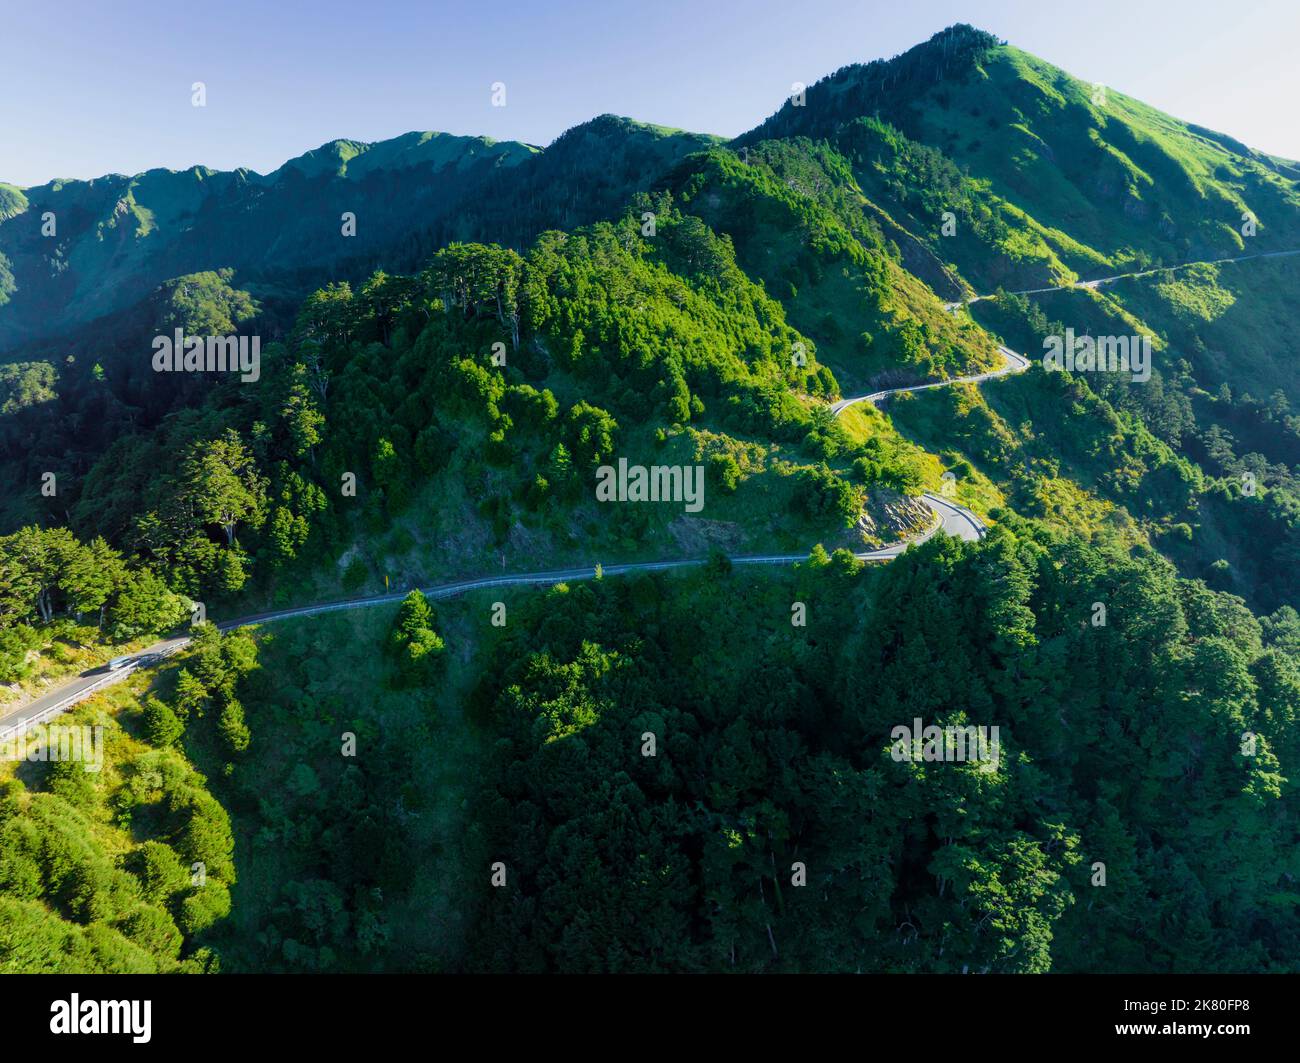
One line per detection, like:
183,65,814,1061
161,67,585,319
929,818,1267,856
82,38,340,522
0,119,716,353
5,23,1300,979
5,23,1298,358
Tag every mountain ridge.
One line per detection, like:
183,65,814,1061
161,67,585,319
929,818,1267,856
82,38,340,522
0,116,715,353
6,25,1297,354
3,21,1300,978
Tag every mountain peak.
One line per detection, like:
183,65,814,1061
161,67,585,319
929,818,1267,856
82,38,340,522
551,113,721,147
739,23,1003,145
269,131,535,181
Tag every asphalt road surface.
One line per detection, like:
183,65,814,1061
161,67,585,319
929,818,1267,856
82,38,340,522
943,247,1300,312
830,345,1030,415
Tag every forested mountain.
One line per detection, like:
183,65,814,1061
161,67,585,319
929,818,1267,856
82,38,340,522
0,117,719,355
2,24,1299,975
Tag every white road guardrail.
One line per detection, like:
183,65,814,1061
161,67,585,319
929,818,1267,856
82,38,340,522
0,645,183,745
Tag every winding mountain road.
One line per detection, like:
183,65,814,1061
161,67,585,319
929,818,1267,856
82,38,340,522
0,346,1031,742
831,345,1031,415
943,246,1300,313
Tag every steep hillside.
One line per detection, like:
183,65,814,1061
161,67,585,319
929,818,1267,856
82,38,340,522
0,119,721,356
741,25,1300,290
0,134,534,351
4,23,1300,977
663,139,998,389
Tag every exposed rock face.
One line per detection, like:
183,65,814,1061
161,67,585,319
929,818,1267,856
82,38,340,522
668,516,745,554
855,490,934,546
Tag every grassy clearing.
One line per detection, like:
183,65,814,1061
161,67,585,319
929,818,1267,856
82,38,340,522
836,394,1005,518
0,623,167,715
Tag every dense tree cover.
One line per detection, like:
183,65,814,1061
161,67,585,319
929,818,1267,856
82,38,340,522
153,270,258,339
0,270,266,503
0,118,723,528
0,361,57,463
185,606,476,973
387,590,445,687
966,284,1300,613
792,463,864,526
8,519,1294,973
5,193,928,637
0,723,234,973
1,24,1298,976
465,523,1299,972
1080,261,1300,611
0,622,262,972
0,525,188,648
0,176,985,851
665,140,1000,385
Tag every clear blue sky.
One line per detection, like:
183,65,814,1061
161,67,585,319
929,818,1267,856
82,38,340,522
2,0,1297,187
